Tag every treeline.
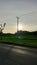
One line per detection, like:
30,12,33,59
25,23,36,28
15,30,37,36
0,31,37,36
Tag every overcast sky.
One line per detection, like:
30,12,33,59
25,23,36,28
0,0,37,33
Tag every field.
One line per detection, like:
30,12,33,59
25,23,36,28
0,34,37,47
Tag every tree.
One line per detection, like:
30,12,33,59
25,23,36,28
0,23,6,33
0,23,6,40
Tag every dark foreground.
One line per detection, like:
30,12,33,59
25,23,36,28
0,43,37,65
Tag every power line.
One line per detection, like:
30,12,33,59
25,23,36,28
19,11,37,18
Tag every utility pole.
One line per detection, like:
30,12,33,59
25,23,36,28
16,16,20,38
17,16,19,32
16,11,35,39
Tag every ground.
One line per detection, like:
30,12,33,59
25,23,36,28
0,43,37,65
0,34,37,47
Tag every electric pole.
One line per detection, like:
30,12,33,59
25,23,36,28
17,16,19,32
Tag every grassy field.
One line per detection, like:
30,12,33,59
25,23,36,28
0,34,37,47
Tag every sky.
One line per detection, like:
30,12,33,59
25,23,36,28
0,0,37,33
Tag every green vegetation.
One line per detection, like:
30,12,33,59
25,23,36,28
0,34,37,47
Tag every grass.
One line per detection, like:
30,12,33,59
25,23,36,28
0,34,37,47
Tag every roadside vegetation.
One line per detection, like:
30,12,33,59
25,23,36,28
0,31,37,47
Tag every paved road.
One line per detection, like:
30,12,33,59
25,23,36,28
0,43,37,65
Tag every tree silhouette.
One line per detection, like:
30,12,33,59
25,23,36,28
0,23,6,40
0,23,6,33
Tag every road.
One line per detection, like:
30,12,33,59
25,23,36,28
0,43,37,65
